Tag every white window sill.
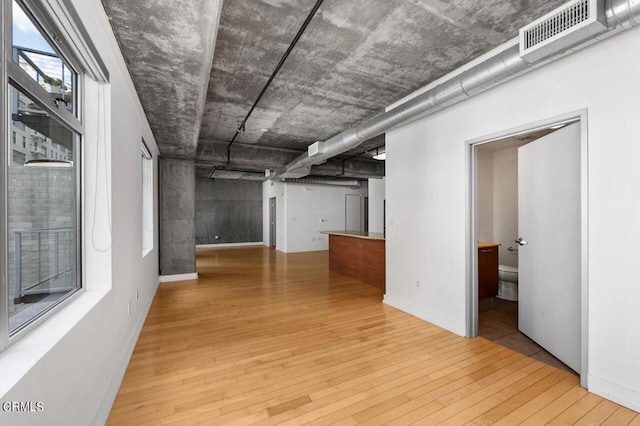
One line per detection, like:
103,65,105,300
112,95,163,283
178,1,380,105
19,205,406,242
0,288,109,397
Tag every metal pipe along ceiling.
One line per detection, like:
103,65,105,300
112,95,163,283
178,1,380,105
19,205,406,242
223,0,325,169
277,0,640,178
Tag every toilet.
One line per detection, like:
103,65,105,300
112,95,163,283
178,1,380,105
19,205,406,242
497,264,518,301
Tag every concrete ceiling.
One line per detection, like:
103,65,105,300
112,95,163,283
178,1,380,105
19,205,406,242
102,0,567,179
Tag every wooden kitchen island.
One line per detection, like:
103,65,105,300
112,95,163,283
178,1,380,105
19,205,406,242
321,231,385,291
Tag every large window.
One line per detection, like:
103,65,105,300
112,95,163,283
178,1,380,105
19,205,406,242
1,1,83,347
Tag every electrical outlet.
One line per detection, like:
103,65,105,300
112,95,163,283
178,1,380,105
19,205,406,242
136,289,139,300
416,280,420,288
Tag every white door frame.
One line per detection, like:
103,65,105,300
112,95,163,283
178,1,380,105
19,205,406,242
465,109,589,387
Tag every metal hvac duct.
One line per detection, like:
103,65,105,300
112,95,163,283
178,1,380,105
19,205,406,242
276,0,640,179
281,177,362,188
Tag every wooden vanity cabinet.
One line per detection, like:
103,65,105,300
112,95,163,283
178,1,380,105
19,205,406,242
478,244,499,300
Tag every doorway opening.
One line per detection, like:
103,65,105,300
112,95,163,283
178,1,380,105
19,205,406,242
345,193,364,232
269,197,276,248
467,112,588,387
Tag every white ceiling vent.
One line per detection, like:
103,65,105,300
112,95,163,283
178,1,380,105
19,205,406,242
308,141,325,157
519,0,607,62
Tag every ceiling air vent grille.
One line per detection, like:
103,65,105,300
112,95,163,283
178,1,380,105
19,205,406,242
308,141,325,157
519,0,606,62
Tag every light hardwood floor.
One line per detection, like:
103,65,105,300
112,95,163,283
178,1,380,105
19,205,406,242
108,247,638,425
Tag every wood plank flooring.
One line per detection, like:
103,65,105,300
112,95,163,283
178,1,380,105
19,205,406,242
107,247,638,425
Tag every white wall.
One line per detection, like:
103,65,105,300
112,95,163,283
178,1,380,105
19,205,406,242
476,149,494,242
263,182,368,253
368,177,385,233
385,27,640,411
285,183,368,253
476,147,519,266
493,148,518,267
0,0,160,424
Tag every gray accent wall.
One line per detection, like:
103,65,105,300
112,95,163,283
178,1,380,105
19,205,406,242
160,158,196,276
196,179,262,245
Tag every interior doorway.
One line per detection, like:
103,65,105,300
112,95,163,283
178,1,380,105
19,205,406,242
364,197,369,232
345,194,363,232
269,197,276,248
468,112,588,386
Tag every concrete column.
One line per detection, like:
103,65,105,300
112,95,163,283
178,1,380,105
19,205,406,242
160,157,196,277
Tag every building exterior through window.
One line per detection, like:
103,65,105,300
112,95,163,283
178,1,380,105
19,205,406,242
1,0,83,349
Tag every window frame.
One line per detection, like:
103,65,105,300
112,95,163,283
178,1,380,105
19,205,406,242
141,138,153,256
0,0,7,350
1,0,86,351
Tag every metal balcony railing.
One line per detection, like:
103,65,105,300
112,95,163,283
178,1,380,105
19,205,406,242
13,227,75,304
13,46,74,113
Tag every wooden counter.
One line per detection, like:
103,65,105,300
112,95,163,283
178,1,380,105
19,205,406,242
321,230,385,240
321,231,385,291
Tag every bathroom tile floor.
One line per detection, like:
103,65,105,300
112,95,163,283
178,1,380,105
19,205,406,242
479,297,577,375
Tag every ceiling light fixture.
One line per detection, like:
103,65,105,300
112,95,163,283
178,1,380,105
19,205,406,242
549,123,566,130
25,159,73,168
371,147,386,161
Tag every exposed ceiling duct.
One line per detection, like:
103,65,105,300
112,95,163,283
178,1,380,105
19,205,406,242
281,177,362,188
208,169,266,181
276,0,640,179
519,0,607,62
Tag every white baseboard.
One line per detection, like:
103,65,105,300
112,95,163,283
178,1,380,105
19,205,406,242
196,242,263,248
383,294,466,337
91,280,158,425
588,374,640,413
159,272,198,282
